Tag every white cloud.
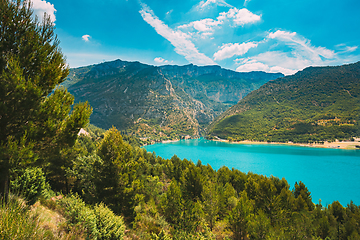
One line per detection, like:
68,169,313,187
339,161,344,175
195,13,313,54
236,59,270,72
269,66,296,75
178,18,222,37
336,44,358,53
233,30,353,75
255,51,312,71
236,58,297,75
268,30,335,60
218,8,261,26
214,42,258,60
31,0,56,23
196,0,233,11
139,4,215,65
177,7,261,40
236,51,310,75
154,57,169,63
179,18,221,32
82,35,91,42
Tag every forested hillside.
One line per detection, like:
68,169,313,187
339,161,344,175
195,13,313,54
64,60,282,141
208,62,360,143
5,126,360,239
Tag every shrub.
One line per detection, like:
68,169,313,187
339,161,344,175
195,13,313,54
10,167,48,205
94,202,126,240
59,194,99,239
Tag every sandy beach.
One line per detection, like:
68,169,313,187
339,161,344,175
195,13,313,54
161,139,180,143
213,138,360,150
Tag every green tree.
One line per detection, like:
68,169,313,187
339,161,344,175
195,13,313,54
95,127,138,219
201,181,219,230
248,210,271,240
160,180,183,226
0,0,92,199
293,181,314,211
228,191,254,240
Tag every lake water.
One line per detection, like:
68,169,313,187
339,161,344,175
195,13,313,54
144,138,360,206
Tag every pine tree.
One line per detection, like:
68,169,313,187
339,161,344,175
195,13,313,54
0,0,92,199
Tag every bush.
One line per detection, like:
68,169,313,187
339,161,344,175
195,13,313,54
59,194,125,240
10,167,48,205
59,194,99,239
94,203,126,240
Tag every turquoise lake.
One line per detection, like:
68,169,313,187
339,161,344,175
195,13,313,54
144,138,360,206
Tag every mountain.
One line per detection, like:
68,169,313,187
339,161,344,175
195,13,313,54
208,62,360,143
64,59,283,140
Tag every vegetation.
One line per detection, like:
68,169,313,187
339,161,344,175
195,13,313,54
208,62,360,143
3,126,360,239
0,0,92,200
1,1,360,239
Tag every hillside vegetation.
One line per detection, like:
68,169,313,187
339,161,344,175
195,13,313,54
3,127,360,240
208,62,360,143
64,60,282,141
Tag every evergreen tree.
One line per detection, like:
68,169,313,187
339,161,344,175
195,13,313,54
0,0,92,199
201,181,219,230
228,191,254,240
95,127,138,219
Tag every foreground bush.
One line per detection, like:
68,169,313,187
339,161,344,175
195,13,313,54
10,167,48,205
59,194,126,240
94,202,126,240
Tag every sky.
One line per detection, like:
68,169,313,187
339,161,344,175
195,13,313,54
31,0,360,75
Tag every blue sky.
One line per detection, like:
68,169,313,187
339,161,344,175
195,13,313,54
31,0,360,75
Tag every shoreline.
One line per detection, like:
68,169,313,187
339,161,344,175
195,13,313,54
212,138,360,150
161,139,180,143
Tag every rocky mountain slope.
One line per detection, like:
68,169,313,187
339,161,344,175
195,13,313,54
208,62,360,143
64,59,283,140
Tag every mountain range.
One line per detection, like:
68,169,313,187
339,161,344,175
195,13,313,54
64,59,283,140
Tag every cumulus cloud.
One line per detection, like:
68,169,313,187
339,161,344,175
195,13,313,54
236,51,312,75
214,42,258,60
82,35,91,42
236,59,269,72
218,8,261,26
236,57,297,75
31,0,56,23
178,18,222,37
178,7,261,39
140,4,215,65
196,0,233,11
154,57,169,63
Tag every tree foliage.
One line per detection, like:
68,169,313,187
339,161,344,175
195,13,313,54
0,0,92,198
